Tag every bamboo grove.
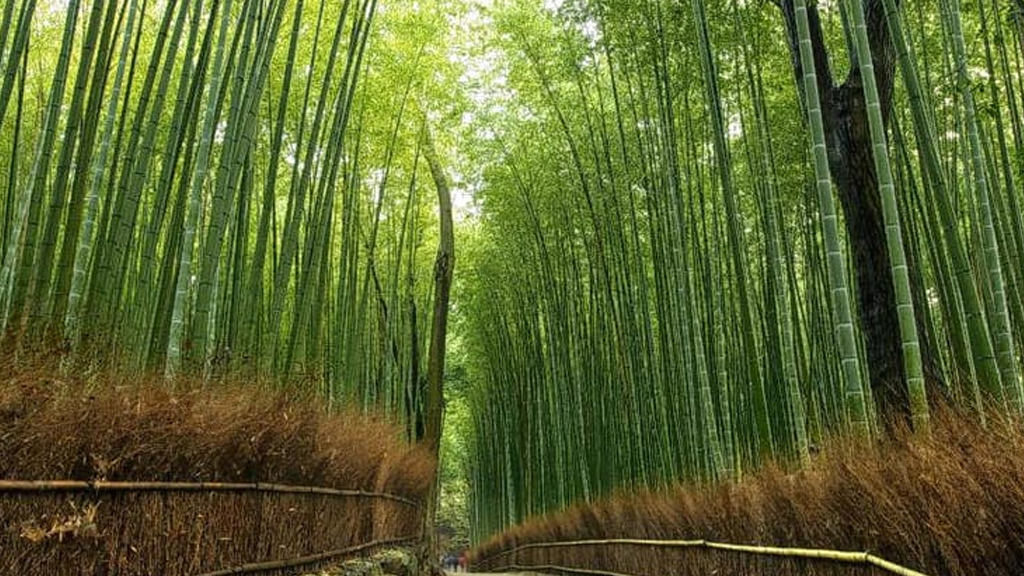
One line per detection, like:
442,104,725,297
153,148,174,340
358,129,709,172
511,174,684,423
4,0,1024,551
461,0,1024,540
0,0,466,429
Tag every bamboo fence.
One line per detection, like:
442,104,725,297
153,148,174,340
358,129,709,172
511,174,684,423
0,479,423,576
476,537,930,576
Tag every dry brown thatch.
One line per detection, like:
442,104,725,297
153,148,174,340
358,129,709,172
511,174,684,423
471,410,1024,576
0,358,434,575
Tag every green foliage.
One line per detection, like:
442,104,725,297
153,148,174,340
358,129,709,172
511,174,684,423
456,0,1024,540
2,0,1023,550
0,0,468,440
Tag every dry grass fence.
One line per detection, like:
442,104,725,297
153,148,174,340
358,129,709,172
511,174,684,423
470,411,1024,576
0,359,435,575
1,480,421,575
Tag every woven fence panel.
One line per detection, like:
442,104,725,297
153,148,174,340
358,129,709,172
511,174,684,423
0,484,421,575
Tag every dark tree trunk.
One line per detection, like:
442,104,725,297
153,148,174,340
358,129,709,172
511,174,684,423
776,0,942,424
418,124,455,568
421,125,454,454
825,81,911,421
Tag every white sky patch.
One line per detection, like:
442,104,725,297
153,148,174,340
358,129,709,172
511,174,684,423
728,114,743,140
40,0,70,14
543,0,566,13
366,168,386,204
434,0,527,222
817,0,838,12
580,18,600,48
452,183,482,222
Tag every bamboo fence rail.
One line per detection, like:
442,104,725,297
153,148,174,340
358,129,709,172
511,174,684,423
478,537,930,576
196,536,417,576
0,479,422,508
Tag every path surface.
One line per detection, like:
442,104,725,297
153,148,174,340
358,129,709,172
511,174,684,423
449,572,528,576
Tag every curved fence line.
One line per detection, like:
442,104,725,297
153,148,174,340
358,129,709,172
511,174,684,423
504,564,632,576
479,537,929,576
0,479,421,508
196,536,417,576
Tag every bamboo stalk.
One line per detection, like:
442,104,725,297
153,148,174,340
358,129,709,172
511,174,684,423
704,541,869,561
488,538,705,558
867,554,932,576
504,564,633,576
482,537,931,576
0,480,420,507
195,537,417,576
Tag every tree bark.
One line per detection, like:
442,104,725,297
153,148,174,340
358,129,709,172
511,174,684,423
776,0,941,424
422,124,454,455
419,123,454,571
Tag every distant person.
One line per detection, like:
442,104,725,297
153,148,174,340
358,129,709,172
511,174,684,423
458,553,467,573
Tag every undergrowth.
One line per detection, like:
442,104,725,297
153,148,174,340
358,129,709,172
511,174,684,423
0,355,435,575
0,355,435,499
471,410,1024,576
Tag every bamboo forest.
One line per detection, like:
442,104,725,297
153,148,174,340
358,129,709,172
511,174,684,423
0,0,1023,574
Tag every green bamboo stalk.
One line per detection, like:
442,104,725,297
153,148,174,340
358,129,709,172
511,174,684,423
690,0,770,462
30,0,113,329
881,0,1005,414
939,0,1020,412
847,0,929,434
0,0,36,131
65,0,142,342
166,0,234,378
87,0,186,341
0,0,81,334
1,29,27,279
